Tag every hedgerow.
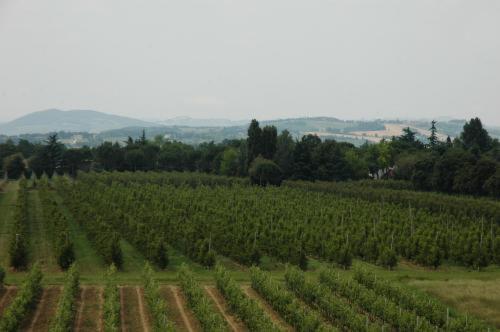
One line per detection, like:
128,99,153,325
142,263,175,332
178,264,229,332
49,263,80,332
0,263,43,332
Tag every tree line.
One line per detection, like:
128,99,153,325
1,117,499,196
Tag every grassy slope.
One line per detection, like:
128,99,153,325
0,181,18,268
27,189,59,273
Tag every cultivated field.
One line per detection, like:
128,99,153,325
1,174,499,331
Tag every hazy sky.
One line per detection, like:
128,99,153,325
1,0,500,125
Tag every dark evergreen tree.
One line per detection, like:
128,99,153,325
428,120,438,148
247,119,263,164
261,125,278,159
44,134,64,177
460,117,492,152
292,134,321,180
274,130,295,177
3,153,25,179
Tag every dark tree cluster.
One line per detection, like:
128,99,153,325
1,118,498,197
392,118,500,197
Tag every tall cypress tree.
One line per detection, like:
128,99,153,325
261,125,278,159
428,120,438,148
247,119,262,165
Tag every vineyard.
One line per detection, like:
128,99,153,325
0,172,499,331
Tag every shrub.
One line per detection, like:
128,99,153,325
249,156,282,186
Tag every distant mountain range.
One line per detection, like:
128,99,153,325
0,109,157,135
1,109,499,147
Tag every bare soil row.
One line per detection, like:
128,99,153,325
0,284,294,332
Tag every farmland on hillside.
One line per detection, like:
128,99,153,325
0,173,499,331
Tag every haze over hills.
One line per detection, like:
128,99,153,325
0,109,157,135
1,109,499,147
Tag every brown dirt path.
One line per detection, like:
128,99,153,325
22,286,61,332
69,286,104,332
204,286,247,332
0,286,18,316
164,285,201,332
136,286,152,332
121,286,148,332
242,285,294,331
74,287,86,331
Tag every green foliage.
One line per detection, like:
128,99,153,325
377,246,398,270
65,172,500,271
178,264,229,332
319,268,436,331
103,264,120,332
250,267,335,332
215,265,281,331
483,168,500,197
142,263,175,332
29,134,65,178
285,266,382,332
273,129,295,178
460,117,492,152
247,119,263,164
9,179,29,269
54,179,123,268
292,134,321,181
49,264,80,332
0,263,43,332
337,245,353,270
39,185,75,269
261,125,278,159
249,156,282,186
3,153,26,180
353,268,492,331
219,147,240,176
428,120,438,148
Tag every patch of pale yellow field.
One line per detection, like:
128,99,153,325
351,123,448,141
409,279,500,328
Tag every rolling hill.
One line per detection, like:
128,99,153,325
0,109,157,135
1,109,499,147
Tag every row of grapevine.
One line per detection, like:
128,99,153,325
284,180,500,224
177,264,229,332
214,265,281,331
49,263,80,332
284,266,383,332
103,265,121,332
53,177,167,268
142,263,175,332
63,172,500,270
38,186,75,269
54,178,123,268
250,267,336,332
319,268,437,331
0,263,43,331
9,179,29,269
353,268,493,331
80,170,249,187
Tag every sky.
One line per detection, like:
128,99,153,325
1,0,500,125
